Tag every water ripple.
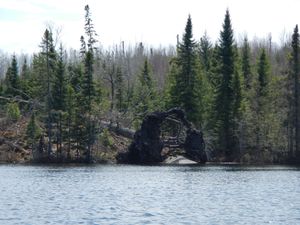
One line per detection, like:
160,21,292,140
0,165,299,224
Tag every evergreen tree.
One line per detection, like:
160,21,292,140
199,32,212,72
133,59,158,126
27,54,46,100
80,36,86,58
241,37,252,89
80,4,98,162
258,49,269,96
167,15,203,125
81,4,98,112
20,58,30,96
52,45,66,111
65,84,76,160
214,10,237,157
84,5,98,51
255,48,271,151
5,54,19,96
52,45,67,159
290,25,300,161
68,65,86,160
40,29,57,157
26,113,41,153
20,58,29,80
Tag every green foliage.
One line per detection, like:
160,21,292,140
6,102,21,121
52,45,67,111
241,37,252,89
84,5,98,51
257,49,270,96
199,32,212,72
166,15,205,126
26,113,41,143
133,59,158,123
4,55,20,96
81,50,95,112
100,128,113,147
214,10,239,156
2,8,299,164
289,24,300,161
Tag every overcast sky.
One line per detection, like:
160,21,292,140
0,0,299,54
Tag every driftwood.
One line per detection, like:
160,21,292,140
99,120,135,139
117,108,207,164
0,137,29,154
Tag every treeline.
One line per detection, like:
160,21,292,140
0,6,299,164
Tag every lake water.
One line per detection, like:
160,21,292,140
0,164,299,225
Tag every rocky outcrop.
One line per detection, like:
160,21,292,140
117,108,207,164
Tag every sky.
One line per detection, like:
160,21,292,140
0,0,299,54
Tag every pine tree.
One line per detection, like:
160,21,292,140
255,48,270,151
26,113,41,154
80,36,86,58
5,54,19,96
65,84,76,160
291,25,300,161
214,10,237,157
52,45,66,111
199,32,212,72
84,5,98,51
133,59,157,124
19,58,30,96
52,45,67,159
20,58,29,80
68,65,86,160
241,37,252,89
258,49,269,97
40,29,57,158
80,4,98,162
167,15,203,125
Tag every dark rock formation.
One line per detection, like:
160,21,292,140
184,129,207,162
117,108,207,164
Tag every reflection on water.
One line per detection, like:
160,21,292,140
0,164,299,225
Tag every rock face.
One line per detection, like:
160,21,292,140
117,108,207,164
184,129,207,162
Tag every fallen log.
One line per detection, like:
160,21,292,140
0,137,30,154
99,120,135,139
0,96,42,107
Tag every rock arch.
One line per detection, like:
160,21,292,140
117,108,207,164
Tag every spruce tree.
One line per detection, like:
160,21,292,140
40,29,57,158
65,84,76,160
214,10,237,157
167,15,203,124
5,54,19,96
52,45,67,159
255,48,270,151
26,113,41,154
20,58,30,96
258,49,269,97
133,59,157,125
80,4,98,162
241,37,252,89
199,32,212,72
52,45,66,111
291,25,300,161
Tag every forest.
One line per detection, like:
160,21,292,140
0,5,300,164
